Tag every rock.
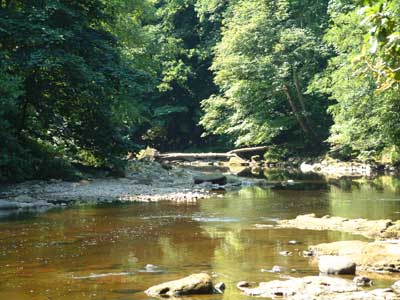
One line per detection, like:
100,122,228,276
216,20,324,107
237,281,250,289
145,264,158,270
302,250,314,257
225,175,242,186
272,266,282,273
392,280,400,294
0,200,19,210
310,240,400,273
261,266,282,273
228,156,250,166
278,214,393,239
13,195,35,202
318,256,356,275
144,273,214,297
239,276,400,299
239,276,358,298
214,282,225,293
300,160,375,177
353,276,373,287
193,173,227,185
250,155,262,165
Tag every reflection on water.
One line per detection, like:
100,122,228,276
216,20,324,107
1,172,400,300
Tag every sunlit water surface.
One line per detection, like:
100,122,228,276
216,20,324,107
1,171,400,300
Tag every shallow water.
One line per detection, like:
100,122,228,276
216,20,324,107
1,171,400,300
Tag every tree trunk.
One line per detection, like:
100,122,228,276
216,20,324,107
282,84,310,137
292,69,318,140
17,96,28,137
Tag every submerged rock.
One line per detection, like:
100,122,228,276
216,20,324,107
318,256,356,275
144,273,214,297
238,276,399,300
353,276,373,287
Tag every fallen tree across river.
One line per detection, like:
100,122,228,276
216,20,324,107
155,146,268,162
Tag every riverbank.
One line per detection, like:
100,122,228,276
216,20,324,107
0,160,269,211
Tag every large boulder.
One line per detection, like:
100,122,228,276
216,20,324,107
318,256,356,275
310,240,400,273
144,273,214,297
194,174,227,185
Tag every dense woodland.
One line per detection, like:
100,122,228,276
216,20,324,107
0,0,399,182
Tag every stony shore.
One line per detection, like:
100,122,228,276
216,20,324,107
309,240,400,273
238,276,400,300
0,161,266,211
278,214,400,239
274,214,400,276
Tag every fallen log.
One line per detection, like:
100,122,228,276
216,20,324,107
227,146,269,155
155,152,235,162
155,146,268,162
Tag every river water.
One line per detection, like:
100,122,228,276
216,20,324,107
1,171,400,300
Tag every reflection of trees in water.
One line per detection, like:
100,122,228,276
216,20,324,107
329,176,400,219
196,220,359,291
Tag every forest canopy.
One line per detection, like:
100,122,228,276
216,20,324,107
1,0,400,182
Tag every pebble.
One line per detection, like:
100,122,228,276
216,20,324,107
237,281,250,288
272,266,282,273
279,251,292,256
214,282,226,293
302,250,314,257
353,276,373,287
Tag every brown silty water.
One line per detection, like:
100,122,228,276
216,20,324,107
1,171,400,300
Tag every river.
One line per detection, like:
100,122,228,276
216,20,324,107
1,170,400,300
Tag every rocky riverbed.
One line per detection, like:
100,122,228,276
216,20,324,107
0,160,267,211
238,276,400,300
278,214,400,239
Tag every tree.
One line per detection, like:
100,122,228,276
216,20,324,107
0,0,152,181
201,0,332,155
135,0,225,151
310,0,400,162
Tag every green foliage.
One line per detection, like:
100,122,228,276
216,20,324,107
263,146,289,163
0,0,152,182
200,0,332,154
311,0,400,161
359,0,400,89
134,0,225,151
1,0,400,183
